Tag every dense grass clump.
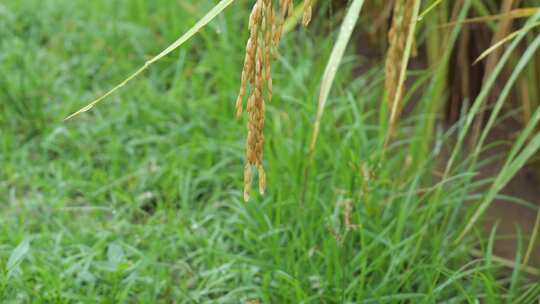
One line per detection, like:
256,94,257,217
1,0,539,302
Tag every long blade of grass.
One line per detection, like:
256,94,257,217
469,248,540,276
308,0,365,152
524,207,540,265
473,21,540,64
418,0,443,21
300,0,364,204
65,0,235,120
443,7,539,26
508,226,523,303
473,22,540,65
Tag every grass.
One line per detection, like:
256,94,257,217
0,0,539,302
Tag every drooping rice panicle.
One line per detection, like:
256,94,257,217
237,0,292,201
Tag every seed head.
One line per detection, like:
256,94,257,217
236,0,295,201
302,0,313,27
385,0,414,128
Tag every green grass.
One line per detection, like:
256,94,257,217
0,0,539,302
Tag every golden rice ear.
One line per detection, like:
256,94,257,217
384,0,420,142
385,0,408,113
237,0,293,201
302,0,313,27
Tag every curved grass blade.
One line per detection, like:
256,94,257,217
443,7,539,26
308,0,365,152
474,21,540,64
65,0,235,120
469,248,540,276
418,0,443,21
524,208,540,265
301,0,364,203
7,238,30,278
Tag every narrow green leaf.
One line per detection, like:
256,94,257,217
65,0,235,120
7,238,30,277
524,207,540,266
474,22,540,64
309,0,365,152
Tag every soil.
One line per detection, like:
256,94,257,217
480,120,540,267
